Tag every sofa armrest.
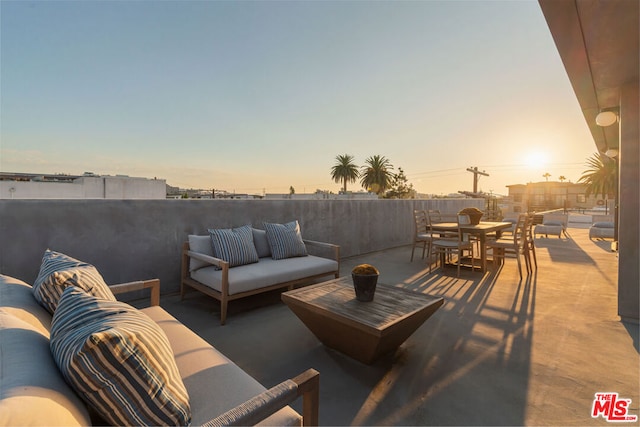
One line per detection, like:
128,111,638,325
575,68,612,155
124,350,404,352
110,279,161,306
187,250,229,270
185,249,231,302
303,240,340,262
203,368,319,427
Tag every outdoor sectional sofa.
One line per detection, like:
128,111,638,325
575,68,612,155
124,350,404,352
0,252,319,426
533,213,569,239
589,221,615,239
181,222,340,325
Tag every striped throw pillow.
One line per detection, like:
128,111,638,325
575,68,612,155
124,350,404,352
208,225,259,268
50,286,191,426
32,249,116,314
263,220,308,260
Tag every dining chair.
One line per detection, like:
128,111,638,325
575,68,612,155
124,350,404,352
486,214,530,279
500,217,518,237
410,210,434,262
457,212,481,253
430,214,476,277
427,209,457,239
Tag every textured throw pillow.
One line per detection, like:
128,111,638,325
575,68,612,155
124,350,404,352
188,234,216,271
252,228,272,258
263,220,308,260
32,249,116,314
50,286,191,427
208,224,259,268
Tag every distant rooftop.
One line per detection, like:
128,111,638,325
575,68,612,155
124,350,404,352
0,171,166,200
0,171,139,182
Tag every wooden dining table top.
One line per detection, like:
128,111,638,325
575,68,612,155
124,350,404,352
430,221,513,234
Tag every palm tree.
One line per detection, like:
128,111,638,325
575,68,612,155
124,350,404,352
331,154,359,193
360,155,394,195
578,152,617,199
543,172,551,182
558,175,567,182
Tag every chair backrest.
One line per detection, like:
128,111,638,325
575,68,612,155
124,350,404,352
514,214,528,247
427,209,442,224
413,210,428,235
457,214,472,242
525,214,535,244
457,214,471,225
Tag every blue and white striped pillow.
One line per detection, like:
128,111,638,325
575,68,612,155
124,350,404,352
50,286,191,426
32,249,116,314
263,220,308,260
208,224,259,268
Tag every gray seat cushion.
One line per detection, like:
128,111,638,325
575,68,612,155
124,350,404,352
191,255,338,295
142,306,301,426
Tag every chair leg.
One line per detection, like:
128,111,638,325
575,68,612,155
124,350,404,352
515,253,523,279
410,243,416,262
471,246,475,272
530,245,538,268
524,249,531,273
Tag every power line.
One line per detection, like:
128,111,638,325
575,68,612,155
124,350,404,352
407,162,586,178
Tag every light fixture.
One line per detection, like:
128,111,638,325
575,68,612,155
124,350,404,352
595,110,618,127
605,148,619,158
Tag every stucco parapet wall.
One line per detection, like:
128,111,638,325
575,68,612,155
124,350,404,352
0,199,482,295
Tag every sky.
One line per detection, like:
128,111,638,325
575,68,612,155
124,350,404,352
1,0,597,196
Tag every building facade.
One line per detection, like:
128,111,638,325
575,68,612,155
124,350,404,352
505,181,614,214
0,172,166,200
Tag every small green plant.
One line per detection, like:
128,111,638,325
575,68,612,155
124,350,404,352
352,264,379,275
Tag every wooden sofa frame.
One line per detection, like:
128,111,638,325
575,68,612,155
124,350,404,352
181,240,340,325
111,279,320,426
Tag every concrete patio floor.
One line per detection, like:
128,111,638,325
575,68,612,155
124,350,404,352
161,225,639,426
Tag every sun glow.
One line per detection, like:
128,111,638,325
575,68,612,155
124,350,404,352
525,151,549,169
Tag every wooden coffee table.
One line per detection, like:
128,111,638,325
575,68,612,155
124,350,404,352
282,277,444,364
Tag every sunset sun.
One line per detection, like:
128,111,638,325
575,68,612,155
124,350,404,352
525,151,549,169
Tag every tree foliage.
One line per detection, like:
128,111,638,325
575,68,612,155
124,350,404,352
384,167,416,199
330,154,360,193
578,152,617,199
360,155,394,195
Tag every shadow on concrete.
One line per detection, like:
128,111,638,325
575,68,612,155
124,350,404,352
163,228,635,426
622,321,640,354
534,235,595,264
331,247,537,425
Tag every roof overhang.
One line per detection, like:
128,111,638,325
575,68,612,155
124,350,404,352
538,0,639,154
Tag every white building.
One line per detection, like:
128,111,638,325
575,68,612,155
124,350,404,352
0,172,166,199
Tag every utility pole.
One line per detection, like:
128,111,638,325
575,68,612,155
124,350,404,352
466,167,489,193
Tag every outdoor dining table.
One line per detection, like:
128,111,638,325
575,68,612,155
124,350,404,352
430,221,514,272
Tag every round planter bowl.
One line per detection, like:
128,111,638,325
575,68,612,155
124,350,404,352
468,213,482,225
352,273,378,302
